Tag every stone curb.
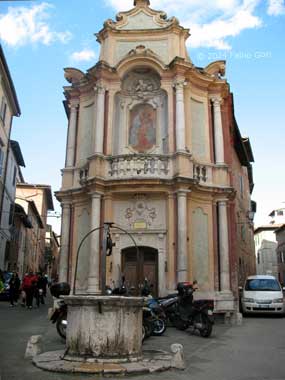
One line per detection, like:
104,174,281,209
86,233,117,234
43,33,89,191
32,349,183,375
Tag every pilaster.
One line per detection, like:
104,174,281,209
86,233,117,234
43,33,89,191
211,97,225,165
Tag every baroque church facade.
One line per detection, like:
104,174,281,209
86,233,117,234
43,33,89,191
56,0,255,314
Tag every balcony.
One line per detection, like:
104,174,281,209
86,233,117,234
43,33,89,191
107,154,172,180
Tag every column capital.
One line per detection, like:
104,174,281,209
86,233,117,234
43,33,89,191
176,189,191,197
210,96,223,106
173,78,186,91
217,199,228,206
94,82,107,94
69,100,79,110
89,192,103,200
61,200,72,208
104,193,113,201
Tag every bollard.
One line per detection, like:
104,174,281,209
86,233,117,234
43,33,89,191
25,335,42,358
171,343,186,370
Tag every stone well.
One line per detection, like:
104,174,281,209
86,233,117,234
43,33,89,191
63,295,144,361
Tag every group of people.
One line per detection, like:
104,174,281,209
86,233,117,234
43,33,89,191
0,270,49,309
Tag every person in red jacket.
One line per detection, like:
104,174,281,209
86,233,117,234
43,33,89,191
22,271,37,309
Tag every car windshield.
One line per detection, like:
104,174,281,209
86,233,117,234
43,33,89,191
245,279,281,291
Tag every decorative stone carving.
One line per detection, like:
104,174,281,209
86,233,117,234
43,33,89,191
64,68,85,85
124,195,157,228
102,2,180,32
122,67,161,100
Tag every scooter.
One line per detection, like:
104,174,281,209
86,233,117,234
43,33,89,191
49,282,70,339
50,299,68,339
159,282,214,338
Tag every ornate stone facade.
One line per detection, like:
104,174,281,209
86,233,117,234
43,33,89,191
56,0,255,315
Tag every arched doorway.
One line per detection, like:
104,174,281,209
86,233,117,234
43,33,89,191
121,246,158,296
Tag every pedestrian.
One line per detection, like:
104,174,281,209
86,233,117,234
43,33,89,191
22,271,36,309
35,272,46,306
9,272,20,307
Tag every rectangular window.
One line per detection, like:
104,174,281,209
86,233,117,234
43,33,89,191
12,166,17,186
277,210,284,216
0,148,4,176
9,203,14,225
0,97,7,123
240,176,244,198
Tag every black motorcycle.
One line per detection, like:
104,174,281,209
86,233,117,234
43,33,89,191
49,282,70,339
159,282,214,338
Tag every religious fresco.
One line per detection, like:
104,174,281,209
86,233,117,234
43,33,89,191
129,104,156,153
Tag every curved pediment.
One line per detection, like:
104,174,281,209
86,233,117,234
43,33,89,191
204,61,226,79
104,0,180,31
116,45,166,77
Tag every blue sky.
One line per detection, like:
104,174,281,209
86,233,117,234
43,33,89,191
0,0,284,233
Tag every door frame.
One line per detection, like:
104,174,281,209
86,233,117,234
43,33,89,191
121,246,158,296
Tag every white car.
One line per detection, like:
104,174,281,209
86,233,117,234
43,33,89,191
241,275,285,315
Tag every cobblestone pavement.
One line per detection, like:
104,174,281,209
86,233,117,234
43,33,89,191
1,296,285,380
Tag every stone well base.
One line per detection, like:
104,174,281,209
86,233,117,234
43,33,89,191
63,295,143,360
33,346,185,375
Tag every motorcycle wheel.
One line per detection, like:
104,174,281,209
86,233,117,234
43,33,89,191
152,318,167,336
143,320,153,339
56,313,67,339
142,325,146,341
198,314,212,338
171,316,189,331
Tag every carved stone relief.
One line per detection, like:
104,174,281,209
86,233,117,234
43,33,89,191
113,195,166,230
122,68,161,100
125,195,157,228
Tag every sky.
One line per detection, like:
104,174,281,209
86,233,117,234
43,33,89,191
0,0,284,234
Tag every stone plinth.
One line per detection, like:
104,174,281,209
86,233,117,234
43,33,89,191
63,296,143,361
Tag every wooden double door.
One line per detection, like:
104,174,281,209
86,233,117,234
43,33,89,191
122,246,158,296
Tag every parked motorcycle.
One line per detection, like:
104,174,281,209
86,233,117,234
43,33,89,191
142,301,167,340
49,282,70,339
141,283,167,339
159,282,214,338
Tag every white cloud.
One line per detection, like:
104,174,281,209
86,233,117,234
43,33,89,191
105,0,282,49
267,0,285,15
189,8,262,50
0,2,72,47
70,49,96,62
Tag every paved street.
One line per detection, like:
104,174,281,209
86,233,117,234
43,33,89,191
1,296,285,380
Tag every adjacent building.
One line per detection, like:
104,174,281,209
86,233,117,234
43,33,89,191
1,140,25,271
275,225,285,284
254,225,280,278
16,184,54,273
56,0,256,315
0,45,21,269
45,224,60,282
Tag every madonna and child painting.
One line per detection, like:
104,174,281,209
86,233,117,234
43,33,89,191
129,104,156,153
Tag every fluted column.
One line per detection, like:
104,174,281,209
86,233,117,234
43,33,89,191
65,102,78,167
174,78,186,152
94,83,106,154
177,190,188,282
218,201,230,292
211,97,225,164
87,193,102,293
59,202,71,282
